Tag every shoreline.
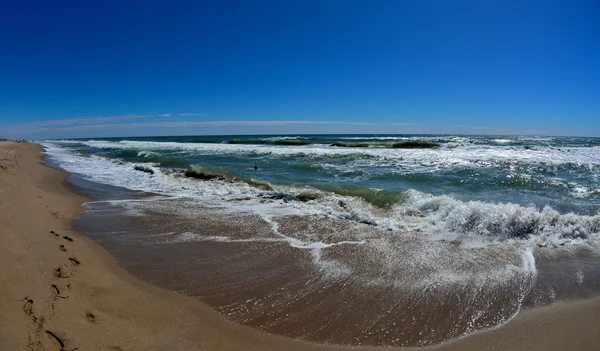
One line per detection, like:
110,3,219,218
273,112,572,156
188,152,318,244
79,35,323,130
0,141,338,351
1,141,599,350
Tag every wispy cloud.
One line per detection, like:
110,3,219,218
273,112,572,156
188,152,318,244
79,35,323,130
3,114,155,129
392,122,419,126
0,114,384,138
2,112,208,130
1,113,209,137
2,114,562,138
0,115,149,138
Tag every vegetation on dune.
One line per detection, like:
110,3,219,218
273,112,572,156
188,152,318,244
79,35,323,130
0,138,27,143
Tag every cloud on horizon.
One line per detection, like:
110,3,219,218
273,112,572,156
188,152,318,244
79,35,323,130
1,113,565,139
2,114,412,139
1,113,213,138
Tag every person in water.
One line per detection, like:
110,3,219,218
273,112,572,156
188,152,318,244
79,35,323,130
254,165,258,171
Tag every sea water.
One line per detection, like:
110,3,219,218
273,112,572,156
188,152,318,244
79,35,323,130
42,134,600,346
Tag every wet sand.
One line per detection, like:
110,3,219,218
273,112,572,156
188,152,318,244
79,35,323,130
1,140,600,351
73,196,600,348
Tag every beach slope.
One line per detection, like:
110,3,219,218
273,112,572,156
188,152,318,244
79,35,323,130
0,141,335,351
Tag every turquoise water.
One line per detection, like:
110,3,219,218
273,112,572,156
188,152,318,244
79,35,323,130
45,134,600,214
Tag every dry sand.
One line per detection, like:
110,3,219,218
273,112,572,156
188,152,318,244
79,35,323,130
0,140,599,351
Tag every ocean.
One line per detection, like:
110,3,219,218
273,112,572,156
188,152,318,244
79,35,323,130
42,134,600,346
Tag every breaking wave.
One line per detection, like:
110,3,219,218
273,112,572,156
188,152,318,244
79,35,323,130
42,142,600,251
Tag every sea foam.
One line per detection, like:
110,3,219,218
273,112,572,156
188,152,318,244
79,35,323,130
43,142,600,251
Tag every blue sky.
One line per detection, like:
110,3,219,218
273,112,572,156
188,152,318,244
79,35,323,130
0,0,598,138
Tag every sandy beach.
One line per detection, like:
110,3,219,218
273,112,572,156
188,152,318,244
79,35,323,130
1,140,600,351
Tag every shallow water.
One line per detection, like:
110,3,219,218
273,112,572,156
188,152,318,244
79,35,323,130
44,134,600,346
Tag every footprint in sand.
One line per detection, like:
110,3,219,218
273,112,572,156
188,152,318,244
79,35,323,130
53,267,62,278
22,297,33,315
53,266,72,278
50,212,64,219
46,330,79,351
85,311,96,323
22,297,46,348
50,284,69,300
21,297,41,325
45,330,65,350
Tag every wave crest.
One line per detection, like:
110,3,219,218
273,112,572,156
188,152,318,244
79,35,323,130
396,190,600,245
